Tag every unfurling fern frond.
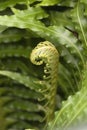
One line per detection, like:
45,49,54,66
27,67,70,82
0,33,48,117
30,41,59,123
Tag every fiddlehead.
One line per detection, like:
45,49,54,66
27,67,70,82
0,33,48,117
30,41,59,123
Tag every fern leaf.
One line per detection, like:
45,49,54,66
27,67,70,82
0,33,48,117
0,70,45,92
0,46,31,58
0,29,28,43
0,70,46,130
37,0,62,6
0,0,40,11
0,85,43,100
69,1,87,47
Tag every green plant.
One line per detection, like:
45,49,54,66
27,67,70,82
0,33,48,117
30,41,59,123
0,0,87,130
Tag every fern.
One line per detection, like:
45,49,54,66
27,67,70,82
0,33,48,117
0,0,39,11
0,28,29,43
0,0,87,130
30,41,59,122
0,6,84,95
0,45,31,58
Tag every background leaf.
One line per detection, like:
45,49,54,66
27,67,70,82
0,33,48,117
37,0,62,6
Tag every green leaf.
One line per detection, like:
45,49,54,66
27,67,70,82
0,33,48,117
49,11,71,27
4,97,44,112
60,0,77,7
0,45,31,58
0,8,84,65
11,7,48,20
58,63,75,96
0,0,40,11
69,2,87,47
80,0,87,4
0,85,43,101
7,111,44,122
0,97,15,130
37,0,62,6
0,70,45,92
0,29,27,43
0,58,39,77
0,26,7,33
0,96,43,129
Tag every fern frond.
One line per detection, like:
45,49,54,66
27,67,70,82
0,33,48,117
30,41,59,123
68,1,87,47
0,0,39,11
0,70,45,92
0,45,31,58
